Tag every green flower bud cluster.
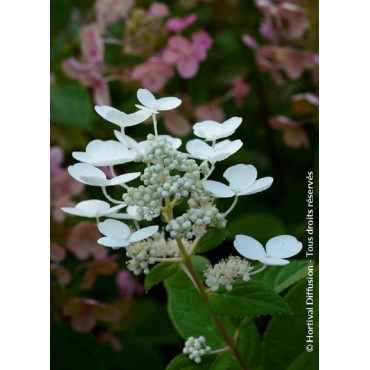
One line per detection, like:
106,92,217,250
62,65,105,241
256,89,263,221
126,233,191,275
204,256,252,291
166,198,226,239
122,135,214,223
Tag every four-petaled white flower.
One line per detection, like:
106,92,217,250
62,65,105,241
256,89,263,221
234,235,303,265
203,164,273,198
114,131,182,153
135,88,182,114
186,139,243,163
68,163,140,187
97,219,159,247
61,200,126,218
193,117,243,141
72,140,136,166
94,106,151,129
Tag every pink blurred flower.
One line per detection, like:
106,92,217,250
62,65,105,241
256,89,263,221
163,112,191,136
131,58,174,92
51,243,66,262
80,23,104,64
195,103,225,122
81,255,119,290
51,264,72,285
241,34,260,51
50,146,64,178
232,76,250,108
191,30,213,52
63,298,121,333
292,93,319,115
269,116,310,149
149,2,169,18
98,332,123,351
62,58,111,105
50,147,84,223
95,0,134,28
167,14,197,32
276,3,310,40
67,222,108,261
98,166,113,179
259,19,278,43
163,32,212,79
116,269,144,299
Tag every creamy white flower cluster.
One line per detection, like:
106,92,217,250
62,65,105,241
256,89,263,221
62,88,302,279
126,233,191,275
204,256,252,292
183,336,211,364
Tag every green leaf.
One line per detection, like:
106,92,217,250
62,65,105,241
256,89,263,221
194,228,230,253
252,260,312,293
263,269,319,370
286,350,318,370
165,256,235,348
50,85,94,130
167,354,214,370
208,281,291,317
210,352,233,369
227,213,285,243
236,319,262,369
145,262,179,292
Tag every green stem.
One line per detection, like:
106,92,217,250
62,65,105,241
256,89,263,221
163,198,249,369
176,237,249,370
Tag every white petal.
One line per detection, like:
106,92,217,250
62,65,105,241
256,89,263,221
258,256,290,266
113,131,138,148
137,88,156,108
68,163,107,186
223,164,257,191
60,207,87,217
129,225,159,243
266,235,303,259
203,180,235,198
239,177,274,195
193,121,220,140
95,106,127,126
98,237,129,248
98,219,131,238
103,203,127,216
186,139,214,160
76,200,110,216
156,97,182,111
219,117,242,136
214,140,232,150
124,110,152,126
214,140,243,161
234,235,266,260
78,140,136,166
108,172,141,186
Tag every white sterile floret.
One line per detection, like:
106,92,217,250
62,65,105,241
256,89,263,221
68,163,140,187
186,139,243,163
94,105,151,128
203,164,273,198
193,117,242,141
72,140,136,166
114,131,182,154
183,336,211,363
97,219,159,248
234,235,303,266
204,256,252,291
61,200,126,218
135,88,182,114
